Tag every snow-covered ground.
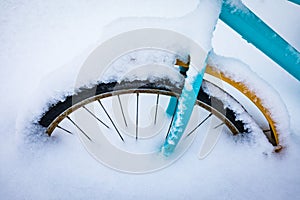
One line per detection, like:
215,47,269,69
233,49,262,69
1,0,299,199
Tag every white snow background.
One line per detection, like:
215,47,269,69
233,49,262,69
0,0,300,199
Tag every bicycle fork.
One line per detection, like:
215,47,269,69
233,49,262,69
161,56,208,156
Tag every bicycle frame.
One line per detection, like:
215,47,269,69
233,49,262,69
220,0,300,81
162,0,300,156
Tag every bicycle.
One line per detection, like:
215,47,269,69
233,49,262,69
34,0,299,173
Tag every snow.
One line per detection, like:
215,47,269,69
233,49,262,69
101,49,182,83
223,0,250,13
201,80,273,152
102,0,221,52
1,0,300,199
207,52,290,146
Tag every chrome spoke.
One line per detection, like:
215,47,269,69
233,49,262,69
66,116,92,141
186,113,212,137
136,93,139,140
214,122,225,129
117,95,127,127
57,125,73,135
82,105,110,129
98,100,124,142
154,94,160,125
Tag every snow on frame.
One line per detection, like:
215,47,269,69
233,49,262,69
207,52,290,146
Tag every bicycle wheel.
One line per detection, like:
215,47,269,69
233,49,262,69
39,76,250,135
36,69,282,172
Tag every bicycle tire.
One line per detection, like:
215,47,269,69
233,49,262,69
38,77,248,139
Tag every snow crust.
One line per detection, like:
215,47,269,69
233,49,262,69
102,0,221,52
202,80,273,152
0,0,300,199
208,53,290,145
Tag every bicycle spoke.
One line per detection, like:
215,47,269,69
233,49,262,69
117,95,127,127
186,113,212,137
57,125,73,135
154,94,160,125
214,122,225,129
136,93,139,140
82,105,110,129
98,100,124,142
40,78,259,153
66,116,92,141
165,97,178,139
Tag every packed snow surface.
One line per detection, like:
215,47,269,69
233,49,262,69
1,0,300,199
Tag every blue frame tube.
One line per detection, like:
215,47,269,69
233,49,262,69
288,0,300,6
162,66,206,156
166,96,178,117
220,0,300,81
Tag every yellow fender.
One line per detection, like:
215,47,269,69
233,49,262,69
205,65,282,152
